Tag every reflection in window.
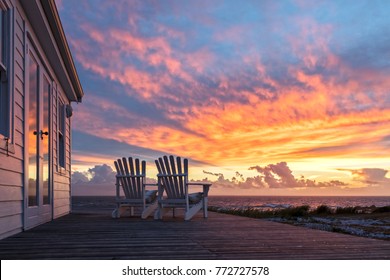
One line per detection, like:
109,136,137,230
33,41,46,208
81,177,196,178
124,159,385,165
43,78,50,205
28,53,38,207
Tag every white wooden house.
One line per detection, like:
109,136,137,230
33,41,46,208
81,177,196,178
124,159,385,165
0,0,83,239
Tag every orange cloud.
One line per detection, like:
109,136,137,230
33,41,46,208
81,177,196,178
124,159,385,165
66,2,390,193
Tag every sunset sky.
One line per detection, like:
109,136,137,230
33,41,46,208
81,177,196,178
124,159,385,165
56,0,390,196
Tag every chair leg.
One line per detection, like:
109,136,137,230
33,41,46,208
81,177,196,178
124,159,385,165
203,197,208,218
142,202,158,219
130,207,135,217
185,203,202,221
112,208,119,218
154,203,164,220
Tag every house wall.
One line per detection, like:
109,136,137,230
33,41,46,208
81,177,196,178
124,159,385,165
0,0,73,239
53,89,71,218
0,3,25,240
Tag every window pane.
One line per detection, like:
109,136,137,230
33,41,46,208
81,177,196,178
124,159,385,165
43,78,50,204
28,54,39,207
0,9,7,137
0,10,3,63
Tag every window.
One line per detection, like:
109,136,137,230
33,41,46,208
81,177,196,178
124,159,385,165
58,101,65,169
0,6,9,138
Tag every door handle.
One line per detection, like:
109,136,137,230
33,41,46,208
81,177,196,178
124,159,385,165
33,130,48,139
40,130,49,140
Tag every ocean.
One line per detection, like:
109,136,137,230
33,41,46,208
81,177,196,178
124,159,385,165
72,195,390,212
209,196,390,211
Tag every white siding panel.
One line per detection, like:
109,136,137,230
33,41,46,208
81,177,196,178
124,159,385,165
0,201,23,217
14,102,23,121
0,228,22,240
0,215,23,237
0,185,23,201
0,156,23,173
0,170,23,187
14,87,23,107
14,40,24,69
0,3,25,240
15,7,24,37
53,204,70,218
13,129,23,148
54,174,70,185
54,189,71,200
14,59,24,84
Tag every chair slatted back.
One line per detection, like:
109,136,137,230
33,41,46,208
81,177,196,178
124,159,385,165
155,155,188,199
114,157,146,199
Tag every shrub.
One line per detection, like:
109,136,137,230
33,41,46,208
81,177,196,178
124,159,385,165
335,206,358,214
314,205,332,214
277,205,310,217
372,206,390,213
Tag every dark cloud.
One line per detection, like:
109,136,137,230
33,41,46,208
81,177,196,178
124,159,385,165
72,131,164,161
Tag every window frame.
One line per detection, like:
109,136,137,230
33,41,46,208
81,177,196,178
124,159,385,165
57,97,66,171
0,1,14,155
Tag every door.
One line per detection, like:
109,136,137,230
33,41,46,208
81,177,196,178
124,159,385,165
25,43,52,229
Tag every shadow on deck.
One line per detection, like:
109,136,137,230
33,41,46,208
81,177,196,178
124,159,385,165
0,207,389,260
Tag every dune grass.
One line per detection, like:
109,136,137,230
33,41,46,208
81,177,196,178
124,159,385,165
209,204,390,218
208,204,390,240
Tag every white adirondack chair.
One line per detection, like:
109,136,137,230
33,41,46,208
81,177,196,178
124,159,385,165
112,157,158,219
154,155,211,221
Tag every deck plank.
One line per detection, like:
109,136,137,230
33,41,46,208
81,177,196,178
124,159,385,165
0,210,389,259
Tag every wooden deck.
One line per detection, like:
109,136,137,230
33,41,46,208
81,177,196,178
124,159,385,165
0,208,389,259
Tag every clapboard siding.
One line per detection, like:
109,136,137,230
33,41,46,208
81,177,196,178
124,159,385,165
0,201,23,217
53,182,70,192
0,215,23,239
0,169,23,187
0,185,23,201
53,193,70,203
0,3,25,238
13,129,23,147
53,189,71,200
53,204,70,218
0,155,23,173
14,63,24,85
54,173,70,184
52,88,57,168
14,87,23,108
53,195,70,218
15,6,24,33
14,114,23,133
52,91,71,218
14,102,23,121
14,40,24,66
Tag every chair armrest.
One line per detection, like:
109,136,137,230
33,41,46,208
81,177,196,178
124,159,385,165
188,182,212,187
187,182,212,197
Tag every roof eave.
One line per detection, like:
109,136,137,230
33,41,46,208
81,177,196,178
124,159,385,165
41,0,84,102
